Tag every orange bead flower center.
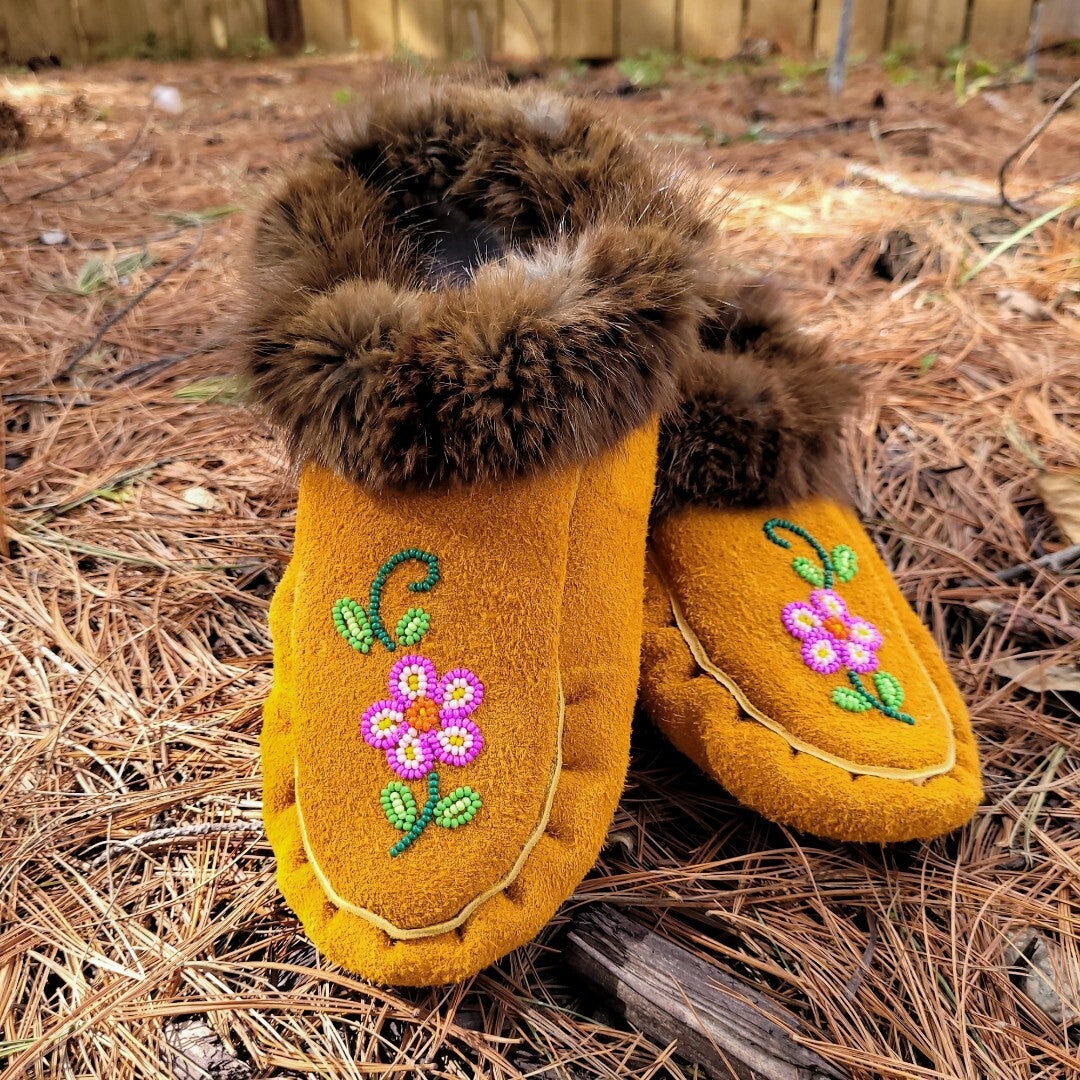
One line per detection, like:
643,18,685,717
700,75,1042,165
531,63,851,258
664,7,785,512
405,697,439,731
822,615,849,640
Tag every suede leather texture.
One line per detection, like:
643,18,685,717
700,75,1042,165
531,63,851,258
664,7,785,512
261,422,657,986
641,498,982,842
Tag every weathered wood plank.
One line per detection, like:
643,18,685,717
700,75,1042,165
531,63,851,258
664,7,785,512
5,0,82,61
501,0,555,58
224,0,267,48
105,0,152,54
299,0,349,50
347,0,393,51
619,0,676,56
144,0,189,56
1039,0,1080,45
887,0,968,56
558,0,613,57
565,906,847,1080
815,0,888,58
680,0,742,58
743,0,814,54
968,0,1035,57
182,0,227,53
449,0,496,57
72,0,115,60
397,0,449,56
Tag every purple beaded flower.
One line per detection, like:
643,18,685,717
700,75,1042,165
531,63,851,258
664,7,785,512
765,517,914,726
359,654,485,780
781,589,884,675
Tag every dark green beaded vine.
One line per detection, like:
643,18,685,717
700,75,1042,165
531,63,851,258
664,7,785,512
389,771,441,857
332,548,440,655
368,548,439,650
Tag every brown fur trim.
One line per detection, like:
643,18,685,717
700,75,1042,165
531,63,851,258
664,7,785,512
239,79,716,489
651,279,861,519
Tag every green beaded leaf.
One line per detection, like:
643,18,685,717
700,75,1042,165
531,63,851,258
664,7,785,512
434,786,482,829
380,782,417,832
332,598,373,653
791,556,826,587
872,671,904,708
832,686,873,713
831,544,858,583
395,606,431,647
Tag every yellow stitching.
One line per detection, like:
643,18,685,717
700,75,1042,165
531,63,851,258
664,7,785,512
651,556,957,783
294,681,565,939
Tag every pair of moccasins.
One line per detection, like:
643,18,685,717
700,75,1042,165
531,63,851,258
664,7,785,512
240,81,982,987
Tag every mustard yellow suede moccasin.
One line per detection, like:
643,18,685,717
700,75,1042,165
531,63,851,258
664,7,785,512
240,81,717,985
641,281,983,843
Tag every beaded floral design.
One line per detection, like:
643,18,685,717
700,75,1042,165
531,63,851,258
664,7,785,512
765,518,914,725
332,549,439,654
359,654,486,857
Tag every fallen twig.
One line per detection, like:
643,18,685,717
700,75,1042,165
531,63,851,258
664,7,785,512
61,226,203,378
846,162,1005,208
993,542,1080,583
999,75,1080,212
89,820,265,869
20,111,151,203
101,336,228,388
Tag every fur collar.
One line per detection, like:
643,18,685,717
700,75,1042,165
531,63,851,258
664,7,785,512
651,278,861,519
240,80,716,489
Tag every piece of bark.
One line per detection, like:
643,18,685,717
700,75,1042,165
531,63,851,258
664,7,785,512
565,906,845,1080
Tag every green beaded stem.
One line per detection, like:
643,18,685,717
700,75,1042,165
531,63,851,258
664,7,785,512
763,518,835,589
390,772,442,857
846,672,915,725
369,549,440,651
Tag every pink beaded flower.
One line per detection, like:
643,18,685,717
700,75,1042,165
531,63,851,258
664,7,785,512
765,517,914,726
781,589,883,675
359,654,485,780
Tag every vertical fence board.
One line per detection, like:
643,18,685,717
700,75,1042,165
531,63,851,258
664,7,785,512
744,0,814,53
6,0,81,60
109,0,150,54
348,0,393,50
300,0,348,48
1039,0,1080,44
618,0,675,55
501,0,555,57
71,0,114,59
145,0,189,54
224,0,267,46
558,0,613,56
397,0,448,56
449,0,496,55
888,0,968,55
815,0,888,57
968,0,1034,56
182,0,227,53
680,0,742,58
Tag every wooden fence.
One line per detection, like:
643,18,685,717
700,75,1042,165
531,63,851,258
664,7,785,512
2,0,1079,66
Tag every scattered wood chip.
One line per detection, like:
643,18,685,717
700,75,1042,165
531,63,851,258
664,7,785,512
997,288,1051,320
1036,471,1080,543
566,905,845,1080
991,657,1080,693
182,485,221,511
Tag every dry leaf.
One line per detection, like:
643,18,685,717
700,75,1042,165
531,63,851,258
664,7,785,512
181,485,220,511
1004,928,1080,1025
1036,471,1080,544
991,657,1080,693
1023,392,1078,451
997,288,1050,320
